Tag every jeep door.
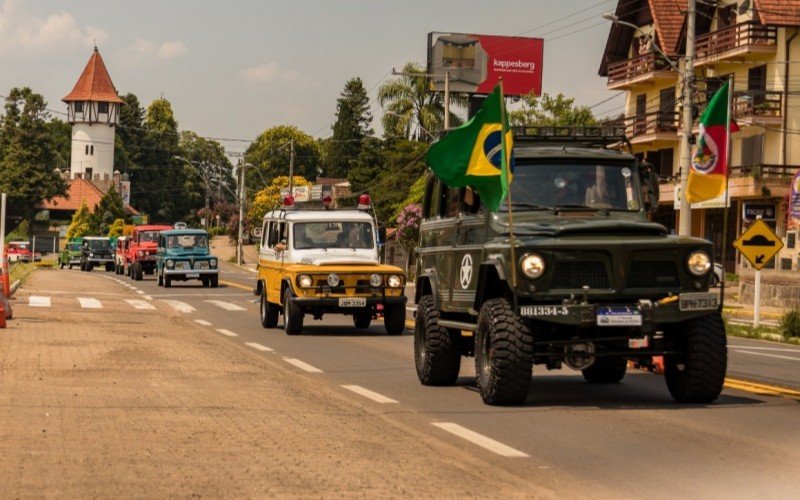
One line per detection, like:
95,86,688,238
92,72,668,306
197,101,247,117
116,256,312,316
418,179,458,309
260,218,287,304
451,187,486,312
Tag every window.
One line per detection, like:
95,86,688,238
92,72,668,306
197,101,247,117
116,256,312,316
98,102,109,114
74,102,84,113
788,232,796,249
634,94,647,135
658,87,676,132
267,221,286,248
442,186,460,218
90,145,94,155
748,65,767,107
459,187,483,215
423,177,441,219
85,145,89,155
741,135,764,166
85,168,93,179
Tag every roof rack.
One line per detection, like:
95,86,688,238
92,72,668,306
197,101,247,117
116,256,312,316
511,126,629,150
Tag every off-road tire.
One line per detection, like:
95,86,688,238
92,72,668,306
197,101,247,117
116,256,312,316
164,276,172,288
210,275,219,288
133,262,143,281
283,288,304,335
59,261,64,269
157,272,163,287
105,263,114,272
475,298,533,406
384,303,406,335
68,264,73,270
201,277,210,288
353,311,372,329
665,312,727,403
260,291,279,328
414,296,461,386
582,356,627,384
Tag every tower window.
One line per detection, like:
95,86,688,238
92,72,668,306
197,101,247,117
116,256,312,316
85,145,89,155
75,102,84,113
90,145,94,155
98,102,109,114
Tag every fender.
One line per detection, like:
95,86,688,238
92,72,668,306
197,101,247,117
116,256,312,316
474,259,509,311
415,268,440,309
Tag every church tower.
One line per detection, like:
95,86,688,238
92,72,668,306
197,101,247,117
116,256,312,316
62,47,123,181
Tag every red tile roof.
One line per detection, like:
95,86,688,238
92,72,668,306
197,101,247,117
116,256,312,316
62,48,124,103
37,178,139,215
754,0,800,26
649,0,684,57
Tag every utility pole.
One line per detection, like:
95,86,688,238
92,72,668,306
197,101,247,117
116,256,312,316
203,164,210,233
288,138,295,195
678,0,697,236
237,161,247,266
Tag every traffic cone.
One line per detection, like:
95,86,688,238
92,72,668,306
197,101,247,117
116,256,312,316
0,294,7,327
0,258,9,297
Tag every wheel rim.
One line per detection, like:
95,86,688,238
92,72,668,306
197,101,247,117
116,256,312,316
261,294,266,320
480,330,492,379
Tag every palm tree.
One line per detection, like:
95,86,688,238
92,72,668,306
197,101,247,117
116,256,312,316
378,62,467,142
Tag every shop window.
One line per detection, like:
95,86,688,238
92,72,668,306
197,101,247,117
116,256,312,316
781,258,792,270
788,232,796,249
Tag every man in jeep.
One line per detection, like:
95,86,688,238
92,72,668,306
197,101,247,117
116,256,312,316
413,127,726,406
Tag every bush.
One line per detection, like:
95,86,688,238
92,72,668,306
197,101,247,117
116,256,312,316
208,226,225,237
779,308,800,340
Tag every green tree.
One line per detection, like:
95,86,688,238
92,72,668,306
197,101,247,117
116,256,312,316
347,137,385,194
0,87,68,225
244,125,321,191
247,176,311,226
47,118,72,171
178,131,235,224
67,200,93,240
327,78,373,178
115,93,147,171
90,185,126,234
107,218,125,238
368,139,427,223
377,62,466,142
509,92,597,127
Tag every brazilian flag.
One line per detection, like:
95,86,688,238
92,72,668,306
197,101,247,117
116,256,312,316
425,84,512,211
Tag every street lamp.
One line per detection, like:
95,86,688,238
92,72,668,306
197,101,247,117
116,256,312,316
603,3,697,236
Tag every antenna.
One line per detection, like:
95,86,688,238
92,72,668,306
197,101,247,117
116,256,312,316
737,0,750,16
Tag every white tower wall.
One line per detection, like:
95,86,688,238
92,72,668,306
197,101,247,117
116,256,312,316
70,122,115,180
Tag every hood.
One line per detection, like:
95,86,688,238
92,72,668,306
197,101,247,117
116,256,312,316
308,255,380,266
169,248,210,257
508,218,667,237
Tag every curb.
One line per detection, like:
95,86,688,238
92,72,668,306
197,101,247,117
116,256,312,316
10,279,21,295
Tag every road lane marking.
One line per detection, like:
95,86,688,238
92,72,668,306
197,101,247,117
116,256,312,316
125,299,156,310
245,342,273,352
216,328,239,337
77,297,102,309
29,296,51,307
432,423,529,458
724,377,800,398
161,300,196,313
194,319,212,326
729,345,800,352
734,350,800,362
220,280,252,291
283,358,323,373
341,385,398,404
205,300,246,311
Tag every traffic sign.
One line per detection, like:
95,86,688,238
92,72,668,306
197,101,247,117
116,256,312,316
733,219,783,270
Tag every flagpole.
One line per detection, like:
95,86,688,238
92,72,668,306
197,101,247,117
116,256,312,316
499,80,518,302
720,75,734,304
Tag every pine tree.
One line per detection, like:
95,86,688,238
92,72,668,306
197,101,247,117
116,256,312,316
90,185,126,234
67,200,93,240
326,78,373,178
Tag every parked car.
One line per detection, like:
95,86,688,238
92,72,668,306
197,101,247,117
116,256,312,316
80,237,114,272
710,263,724,287
6,241,32,262
156,229,219,287
59,238,83,269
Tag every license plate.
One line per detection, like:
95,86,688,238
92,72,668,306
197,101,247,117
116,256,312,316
339,297,366,307
679,292,719,311
519,305,568,317
597,306,642,327
186,272,200,278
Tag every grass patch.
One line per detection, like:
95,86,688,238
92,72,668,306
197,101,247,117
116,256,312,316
9,262,37,286
724,317,800,345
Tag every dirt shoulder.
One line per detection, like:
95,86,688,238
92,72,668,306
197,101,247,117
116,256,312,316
0,269,547,497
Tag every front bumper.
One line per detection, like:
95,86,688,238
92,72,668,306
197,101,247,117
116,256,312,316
87,257,114,265
164,269,219,277
293,295,407,311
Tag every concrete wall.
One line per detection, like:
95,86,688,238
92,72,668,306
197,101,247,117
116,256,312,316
738,268,800,307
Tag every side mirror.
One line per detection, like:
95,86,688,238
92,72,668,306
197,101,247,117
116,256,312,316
639,162,660,214
378,225,387,246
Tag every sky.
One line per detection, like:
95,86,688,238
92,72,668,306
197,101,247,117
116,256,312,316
0,0,623,156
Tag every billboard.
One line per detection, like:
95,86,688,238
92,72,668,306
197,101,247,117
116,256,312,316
427,32,543,97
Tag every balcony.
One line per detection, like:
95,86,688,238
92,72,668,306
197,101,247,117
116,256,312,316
733,90,783,125
606,52,678,90
626,110,680,145
694,22,777,67
658,165,800,204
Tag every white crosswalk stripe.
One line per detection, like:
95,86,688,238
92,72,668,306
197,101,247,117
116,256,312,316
161,300,196,313
77,297,102,309
126,299,156,310
29,296,51,307
205,300,246,311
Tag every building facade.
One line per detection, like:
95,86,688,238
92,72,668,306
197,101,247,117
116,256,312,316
599,0,800,270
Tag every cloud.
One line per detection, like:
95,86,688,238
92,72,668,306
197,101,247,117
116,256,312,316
119,37,187,64
0,0,107,57
240,62,322,91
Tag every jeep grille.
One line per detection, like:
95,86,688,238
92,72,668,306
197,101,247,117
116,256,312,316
550,261,609,289
626,261,679,288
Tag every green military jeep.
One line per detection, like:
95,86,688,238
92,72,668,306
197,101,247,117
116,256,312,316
59,238,83,269
413,127,726,406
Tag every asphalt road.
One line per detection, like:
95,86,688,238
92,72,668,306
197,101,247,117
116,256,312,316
27,264,800,497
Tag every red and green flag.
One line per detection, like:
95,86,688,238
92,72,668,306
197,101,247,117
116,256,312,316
425,84,513,211
686,80,739,203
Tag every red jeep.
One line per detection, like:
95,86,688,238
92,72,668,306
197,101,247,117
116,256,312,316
124,225,173,280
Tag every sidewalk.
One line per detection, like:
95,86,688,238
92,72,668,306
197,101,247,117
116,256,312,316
209,235,258,273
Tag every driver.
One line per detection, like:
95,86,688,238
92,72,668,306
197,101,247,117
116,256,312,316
585,166,615,209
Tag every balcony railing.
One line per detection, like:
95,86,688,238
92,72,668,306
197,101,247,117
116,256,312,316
627,110,680,139
606,52,677,87
730,164,800,178
733,90,783,120
695,22,777,64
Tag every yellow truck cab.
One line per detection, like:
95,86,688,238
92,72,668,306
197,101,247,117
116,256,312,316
255,195,407,335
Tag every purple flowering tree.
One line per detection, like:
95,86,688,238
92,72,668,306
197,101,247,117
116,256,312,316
395,203,422,274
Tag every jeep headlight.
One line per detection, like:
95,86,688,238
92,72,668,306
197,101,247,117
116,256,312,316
687,251,711,276
370,274,383,287
166,259,174,269
387,275,403,288
327,273,340,287
209,258,217,268
520,253,546,279
297,274,313,288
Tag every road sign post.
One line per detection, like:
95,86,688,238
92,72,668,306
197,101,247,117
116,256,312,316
733,218,783,328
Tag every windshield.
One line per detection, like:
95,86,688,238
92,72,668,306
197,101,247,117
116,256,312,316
11,243,29,250
87,239,110,250
138,230,159,243
501,162,641,212
68,243,81,251
294,222,374,250
166,234,208,250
